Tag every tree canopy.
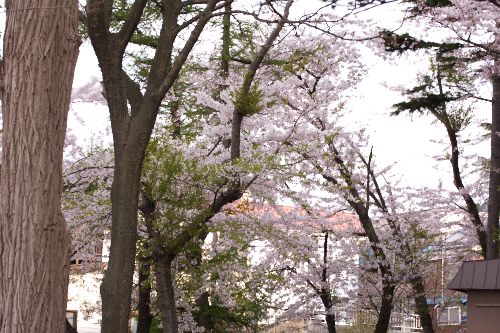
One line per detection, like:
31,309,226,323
2,0,498,332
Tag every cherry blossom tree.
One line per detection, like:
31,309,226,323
246,206,362,333
290,134,452,333
136,3,300,330
69,3,483,333
76,1,377,331
250,36,472,332
179,23,372,332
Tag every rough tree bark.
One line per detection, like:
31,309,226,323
0,1,80,333
488,72,500,259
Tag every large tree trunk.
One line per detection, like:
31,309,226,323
488,73,500,259
0,1,80,332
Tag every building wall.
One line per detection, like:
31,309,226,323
467,290,500,333
67,272,103,333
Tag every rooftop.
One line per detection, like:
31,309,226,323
448,259,500,292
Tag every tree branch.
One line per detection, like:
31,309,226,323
158,0,219,99
116,0,149,53
122,70,144,118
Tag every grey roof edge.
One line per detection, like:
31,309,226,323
448,261,466,293
448,259,500,292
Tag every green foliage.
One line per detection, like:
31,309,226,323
173,236,275,332
77,3,89,40
78,21,89,40
206,295,265,333
379,30,461,56
139,128,278,330
282,46,321,73
230,80,265,116
141,138,211,236
228,20,261,61
393,56,476,134
338,311,376,333
393,91,456,115
148,317,163,333
401,0,453,16
182,242,273,332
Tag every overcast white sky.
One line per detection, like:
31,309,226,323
344,2,491,191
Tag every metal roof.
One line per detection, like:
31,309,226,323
448,259,500,292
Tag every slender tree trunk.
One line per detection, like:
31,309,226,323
140,190,179,333
0,1,80,332
488,73,500,259
374,283,395,333
315,232,336,333
411,276,434,333
221,2,231,78
188,232,215,331
154,253,179,333
325,313,336,333
137,261,153,333
351,212,395,333
432,64,489,257
139,191,158,333
445,126,488,256
320,167,395,333
196,291,214,331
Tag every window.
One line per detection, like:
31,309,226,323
438,307,461,325
309,312,325,322
95,242,103,256
70,258,82,266
66,310,77,330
